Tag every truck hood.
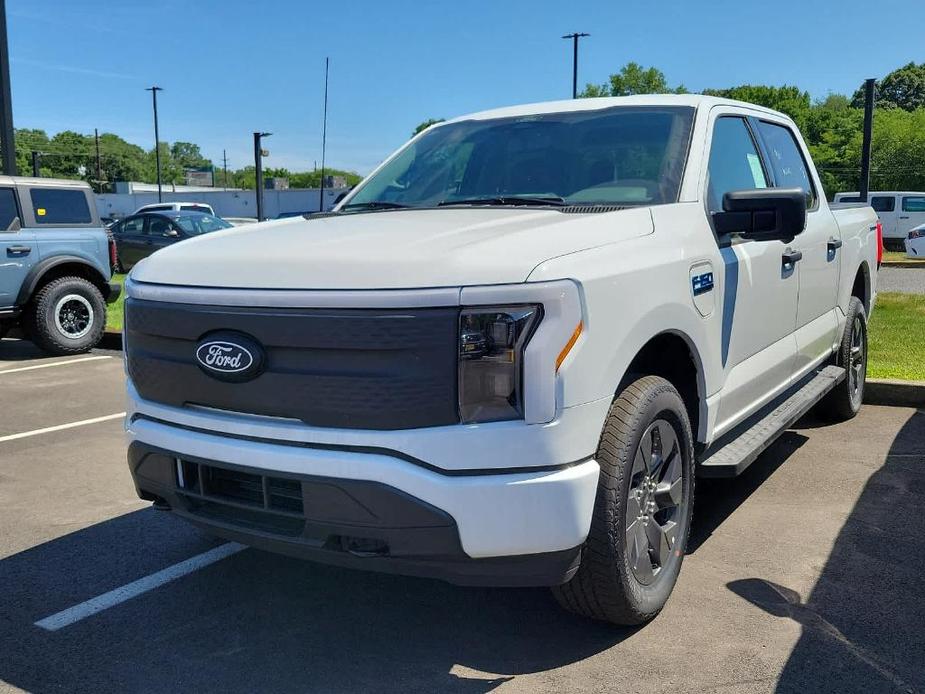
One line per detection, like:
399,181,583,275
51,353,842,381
131,207,654,290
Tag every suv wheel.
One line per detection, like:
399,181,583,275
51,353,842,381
552,375,695,625
27,276,106,355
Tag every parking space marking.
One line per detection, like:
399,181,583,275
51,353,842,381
0,413,126,443
34,543,246,631
0,355,112,375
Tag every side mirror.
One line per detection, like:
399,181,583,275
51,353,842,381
165,229,179,237
713,188,807,241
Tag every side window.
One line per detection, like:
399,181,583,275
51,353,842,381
29,188,92,224
871,196,896,213
706,117,768,213
0,187,19,229
148,217,173,236
121,216,145,234
756,121,817,209
902,196,925,212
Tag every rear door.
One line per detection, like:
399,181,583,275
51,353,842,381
753,118,839,378
899,195,925,240
0,186,34,309
707,113,799,432
116,215,146,269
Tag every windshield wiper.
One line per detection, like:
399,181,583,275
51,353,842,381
437,195,567,208
341,201,410,211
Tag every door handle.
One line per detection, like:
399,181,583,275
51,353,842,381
782,249,803,267
899,215,910,220
827,238,843,251
6,245,30,256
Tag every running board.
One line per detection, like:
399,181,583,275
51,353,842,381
697,365,846,478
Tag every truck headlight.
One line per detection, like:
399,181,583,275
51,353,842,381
458,305,541,423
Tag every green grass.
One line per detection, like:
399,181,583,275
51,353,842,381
106,273,126,332
867,292,925,381
883,250,924,264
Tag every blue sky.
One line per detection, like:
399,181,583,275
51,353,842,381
8,0,924,175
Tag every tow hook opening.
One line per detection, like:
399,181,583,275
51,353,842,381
329,535,390,557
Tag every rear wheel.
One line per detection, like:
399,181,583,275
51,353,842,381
552,375,695,625
26,276,106,355
818,296,867,421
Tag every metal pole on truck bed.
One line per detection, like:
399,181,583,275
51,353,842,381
858,78,875,202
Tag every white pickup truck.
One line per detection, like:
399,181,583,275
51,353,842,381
123,95,880,625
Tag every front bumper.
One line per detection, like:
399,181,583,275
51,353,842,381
129,441,586,586
126,413,600,586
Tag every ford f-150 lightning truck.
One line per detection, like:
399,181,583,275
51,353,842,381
124,95,880,625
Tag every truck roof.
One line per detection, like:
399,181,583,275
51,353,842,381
445,94,792,124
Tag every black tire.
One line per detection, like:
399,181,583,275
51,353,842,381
818,297,867,421
552,375,695,625
26,276,106,355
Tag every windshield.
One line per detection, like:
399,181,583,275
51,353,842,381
174,214,232,235
345,106,694,210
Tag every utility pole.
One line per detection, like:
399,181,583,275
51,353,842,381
30,150,39,177
858,78,876,203
0,0,17,175
146,86,163,202
222,149,228,190
94,127,103,191
561,32,590,99
318,56,329,212
254,131,271,221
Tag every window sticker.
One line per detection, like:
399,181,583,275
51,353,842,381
36,207,46,216
746,153,766,188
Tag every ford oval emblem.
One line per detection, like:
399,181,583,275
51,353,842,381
194,332,265,382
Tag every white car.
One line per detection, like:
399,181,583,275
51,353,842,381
133,201,215,216
906,224,925,258
122,95,879,625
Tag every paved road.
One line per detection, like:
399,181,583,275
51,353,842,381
1,337,923,693
878,266,925,294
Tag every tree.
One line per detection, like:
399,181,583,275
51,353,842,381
580,62,687,98
852,62,925,111
413,118,445,137
702,84,812,131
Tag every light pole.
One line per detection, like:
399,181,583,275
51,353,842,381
146,86,164,202
318,56,329,212
561,32,590,99
254,131,271,221
0,0,16,175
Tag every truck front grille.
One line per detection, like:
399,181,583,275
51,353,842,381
125,297,459,430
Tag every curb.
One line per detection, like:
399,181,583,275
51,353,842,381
864,378,925,408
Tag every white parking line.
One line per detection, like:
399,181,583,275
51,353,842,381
35,543,246,631
0,413,126,443
0,355,112,375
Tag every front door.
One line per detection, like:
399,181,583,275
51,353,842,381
706,114,800,434
870,195,898,238
117,215,147,269
898,194,925,240
0,187,34,309
753,119,839,378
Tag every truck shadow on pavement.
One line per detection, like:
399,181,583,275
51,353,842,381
0,508,631,693
728,407,925,693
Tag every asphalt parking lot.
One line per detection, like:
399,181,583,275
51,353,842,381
879,266,925,294
1,338,923,694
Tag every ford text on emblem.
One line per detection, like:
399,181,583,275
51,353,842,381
194,332,265,382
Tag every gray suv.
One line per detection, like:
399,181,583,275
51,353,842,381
0,176,120,354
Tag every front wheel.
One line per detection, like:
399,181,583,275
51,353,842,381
26,276,106,355
552,375,695,625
